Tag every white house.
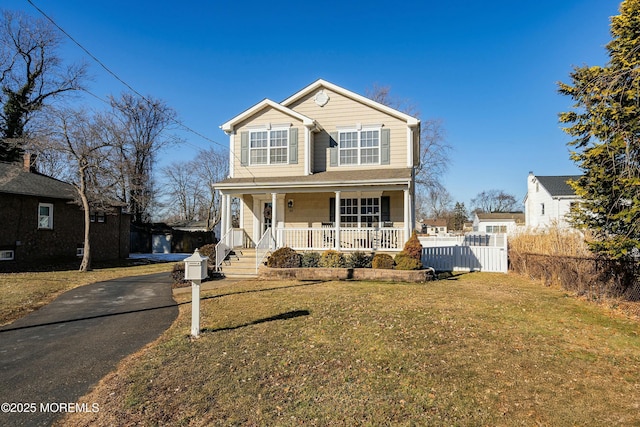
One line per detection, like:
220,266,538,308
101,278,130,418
473,212,525,234
524,172,581,229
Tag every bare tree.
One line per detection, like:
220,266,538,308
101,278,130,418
420,186,453,219
160,148,229,230
40,107,113,271
471,189,520,213
0,9,87,162
104,92,177,223
366,84,451,192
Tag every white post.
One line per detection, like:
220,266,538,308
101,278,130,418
191,279,201,338
335,190,341,251
271,192,278,249
220,192,227,242
404,189,411,244
224,193,232,246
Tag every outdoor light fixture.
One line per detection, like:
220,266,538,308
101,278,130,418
288,199,294,209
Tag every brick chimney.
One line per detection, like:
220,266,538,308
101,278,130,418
23,152,37,173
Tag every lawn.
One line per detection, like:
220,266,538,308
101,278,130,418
0,262,173,326
58,273,640,426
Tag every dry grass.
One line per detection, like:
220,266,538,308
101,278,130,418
0,262,173,326
59,274,640,426
509,227,591,257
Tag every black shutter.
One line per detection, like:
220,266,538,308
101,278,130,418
381,196,390,222
329,197,335,222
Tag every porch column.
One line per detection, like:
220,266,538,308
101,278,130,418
334,190,341,251
225,193,233,246
271,192,278,249
404,189,411,244
220,192,228,243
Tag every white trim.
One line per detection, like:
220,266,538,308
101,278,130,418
38,203,54,230
220,99,315,133
248,127,289,166
0,250,14,261
281,79,420,126
406,127,413,168
338,128,381,166
228,132,234,178
304,125,311,176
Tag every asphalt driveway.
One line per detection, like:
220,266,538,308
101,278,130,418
0,272,178,427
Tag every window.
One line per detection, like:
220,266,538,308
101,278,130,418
90,212,106,223
339,129,379,165
0,250,14,261
486,225,507,233
249,128,288,165
541,203,545,215
38,203,53,229
330,196,388,226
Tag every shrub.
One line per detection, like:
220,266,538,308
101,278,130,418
394,253,423,270
320,250,345,268
372,253,394,269
346,251,373,268
171,263,187,285
267,247,302,268
402,230,423,260
198,244,217,262
301,252,321,268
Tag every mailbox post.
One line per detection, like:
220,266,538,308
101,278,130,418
184,249,209,338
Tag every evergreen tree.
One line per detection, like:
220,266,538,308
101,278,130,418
558,0,640,259
451,202,468,231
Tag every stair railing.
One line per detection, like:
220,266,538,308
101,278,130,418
255,227,275,273
214,228,233,272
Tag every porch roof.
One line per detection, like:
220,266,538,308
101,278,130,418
214,168,412,194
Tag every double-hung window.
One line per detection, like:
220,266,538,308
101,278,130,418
339,129,380,165
249,128,289,165
331,196,388,227
38,203,53,229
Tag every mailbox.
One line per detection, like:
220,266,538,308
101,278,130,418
183,249,209,281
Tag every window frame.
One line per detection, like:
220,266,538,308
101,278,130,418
0,250,15,261
248,127,289,166
38,203,54,230
338,128,381,166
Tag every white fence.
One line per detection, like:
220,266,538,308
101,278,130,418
420,234,508,273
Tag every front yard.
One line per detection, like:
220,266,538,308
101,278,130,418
58,273,640,426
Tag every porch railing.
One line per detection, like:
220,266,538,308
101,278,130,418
278,227,404,251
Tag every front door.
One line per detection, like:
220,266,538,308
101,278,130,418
263,202,273,233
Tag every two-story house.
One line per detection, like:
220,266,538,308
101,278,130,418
214,79,420,259
524,172,581,229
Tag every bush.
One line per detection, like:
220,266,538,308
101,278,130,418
394,253,423,270
198,244,217,262
267,247,302,268
320,250,345,268
301,251,321,268
372,253,394,269
171,263,188,285
346,251,373,268
402,230,423,260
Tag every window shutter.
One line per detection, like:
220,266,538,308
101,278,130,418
240,132,249,166
289,127,298,164
329,132,338,167
381,128,390,165
329,198,335,222
381,196,390,222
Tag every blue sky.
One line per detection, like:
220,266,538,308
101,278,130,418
5,0,621,208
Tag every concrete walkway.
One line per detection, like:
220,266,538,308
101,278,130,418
0,272,178,427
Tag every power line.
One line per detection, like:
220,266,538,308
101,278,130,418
25,0,254,177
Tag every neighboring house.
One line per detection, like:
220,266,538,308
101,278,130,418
473,212,525,234
420,219,448,235
0,159,130,270
215,79,420,255
524,172,581,229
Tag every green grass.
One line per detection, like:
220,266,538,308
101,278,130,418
0,262,173,326
61,273,640,426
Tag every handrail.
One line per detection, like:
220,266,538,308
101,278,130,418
255,227,275,273
214,228,233,272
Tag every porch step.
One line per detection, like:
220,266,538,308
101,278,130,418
219,248,259,278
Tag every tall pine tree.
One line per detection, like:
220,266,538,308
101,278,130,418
559,0,640,259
